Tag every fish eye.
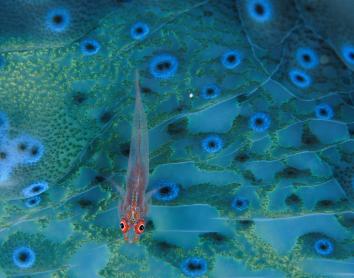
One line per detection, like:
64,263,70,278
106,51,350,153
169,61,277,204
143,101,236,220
120,218,129,233
135,220,145,235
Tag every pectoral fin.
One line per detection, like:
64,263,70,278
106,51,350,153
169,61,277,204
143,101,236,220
106,174,125,198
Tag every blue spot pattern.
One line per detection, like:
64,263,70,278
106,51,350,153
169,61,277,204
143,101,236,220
201,135,223,153
80,38,101,56
231,197,250,212
45,7,71,33
12,246,36,269
315,103,334,120
22,181,49,198
0,1,353,277
341,44,354,65
200,83,221,100
10,134,45,164
180,257,207,277
246,0,273,23
130,22,150,40
0,112,46,183
288,69,312,88
295,47,319,69
153,180,180,201
24,196,41,208
314,238,334,256
221,50,242,69
149,54,178,79
249,112,271,132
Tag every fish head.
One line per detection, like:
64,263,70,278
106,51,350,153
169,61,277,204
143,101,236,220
119,207,145,243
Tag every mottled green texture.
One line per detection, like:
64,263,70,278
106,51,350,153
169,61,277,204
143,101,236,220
0,0,353,277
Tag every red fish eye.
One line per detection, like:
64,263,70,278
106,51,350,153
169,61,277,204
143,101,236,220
135,220,145,235
120,218,129,233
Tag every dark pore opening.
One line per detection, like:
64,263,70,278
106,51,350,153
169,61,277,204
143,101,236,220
227,55,236,63
157,61,171,71
19,252,28,262
78,199,93,208
0,152,6,159
159,186,171,195
254,3,265,15
53,15,63,24
73,92,87,105
32,186,41,192
188,262,202,271
31,147,38,156
285,193,301,206
303,54,311,62
319,108,327,116
208,141,216,148
206,88,214,95
94,175,105,183
235,153,249,162
85,43,95,51
296,74,305,82
255,118,264,125
100,111,112,123
120,143,130,157
141,87,152,93
18,143,27,151
320,243,328,250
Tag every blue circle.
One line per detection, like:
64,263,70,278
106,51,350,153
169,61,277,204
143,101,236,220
22,181,48,198
314,239,334,256
246,0,273,23
249,112,271,132
130,21,149,40
45,7,71,33
221,50,242,69
200,83,221,100
288,69,312,88
231,196,250,212
80,38,101,56
341,45,354,65
315,103,334,120
24,196,41,208
11,134,45,164
149,54,178,79
201,135,223,153
180,257,207,277
295,47,319,69
153,180,180,201
12,246,36,269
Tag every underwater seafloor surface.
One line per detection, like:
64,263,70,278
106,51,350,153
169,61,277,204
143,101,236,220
0,0,353,277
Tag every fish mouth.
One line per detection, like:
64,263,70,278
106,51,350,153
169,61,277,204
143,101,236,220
125,229,137,243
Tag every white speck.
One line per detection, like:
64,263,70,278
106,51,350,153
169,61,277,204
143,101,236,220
189,93,194,98
320,55,329,64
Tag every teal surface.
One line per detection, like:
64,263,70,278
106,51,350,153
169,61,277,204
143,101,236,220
0,0,353,277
